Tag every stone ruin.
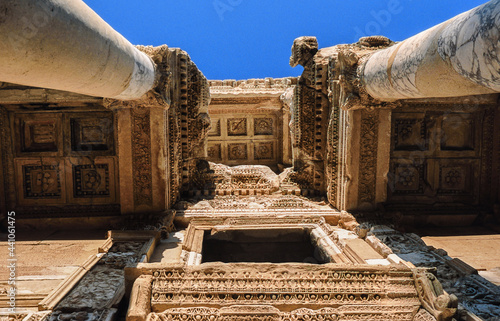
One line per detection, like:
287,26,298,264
1,0,500,321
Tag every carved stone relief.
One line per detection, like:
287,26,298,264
227,118,247,136
228,143,248,160
388,107,488,212
14,113,63,156
24,164,62,198
69,115,114,155
183,162,281,195
358,110,379,205
254,117,274,135
150,264,421,310
131,108,153,208
147,306,419,321
207,143,222,161
73,164,110,198
366,225,499,320
3,107,120,217
254,142,274,160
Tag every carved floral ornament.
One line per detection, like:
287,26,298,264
138,265,456,321
146,306,410,321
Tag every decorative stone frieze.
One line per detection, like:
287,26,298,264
126,262,459,321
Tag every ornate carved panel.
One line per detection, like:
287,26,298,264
150,265,421,310
15,113,63,156
439,165,468,194
23,164,62,198
15,158,66,206
254,142,274,160
228,143,248,160
6,107,121,217
436,160,478,202
73,164,110,198
388,107,486,210
69,114,114,155
440,113,475,151
359,110,379,204
67,157,117,205
148,305,422,321
227,118,247,136
394,116,427,151
390,162,425,195
254,118,274,135
207,143,222,161
168,108,181,206
206,103,282,166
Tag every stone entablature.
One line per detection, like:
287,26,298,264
128,262,457,321
209,78,297,96
124,194,458,321
150,263,422,309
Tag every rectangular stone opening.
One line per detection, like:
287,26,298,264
201,228,326,264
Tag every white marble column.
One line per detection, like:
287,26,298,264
0,0,155,99
362,0,500,101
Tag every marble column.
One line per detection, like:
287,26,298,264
0,0,155,99
362,0,500,101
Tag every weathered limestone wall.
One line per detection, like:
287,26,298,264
0,0,155,100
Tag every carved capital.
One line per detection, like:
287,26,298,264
103,90,169,111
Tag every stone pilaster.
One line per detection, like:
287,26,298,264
105,100,168,215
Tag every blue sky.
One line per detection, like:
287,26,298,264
84,0,487,80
